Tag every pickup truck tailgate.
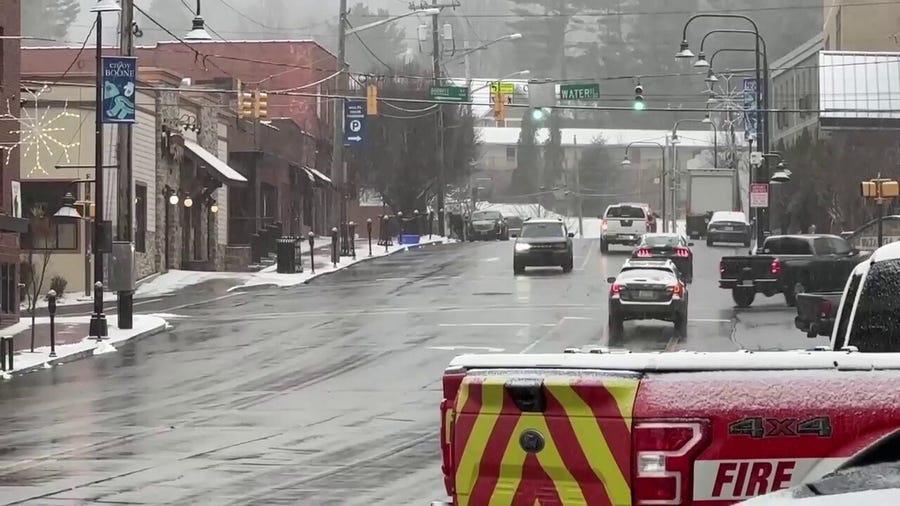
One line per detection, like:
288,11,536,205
452,371,639,506
720,256,775,281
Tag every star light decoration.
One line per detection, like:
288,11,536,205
1,85,80,176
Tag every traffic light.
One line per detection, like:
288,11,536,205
493,90,506,122
253,91,268,119
633,84,646,111
237,81,254,119
367,84,378,115
530,107,547,123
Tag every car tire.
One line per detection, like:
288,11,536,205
501,231,510,241
744,238,752,247
707,236,714,247
608,315,624,343
562,258,573,273
600,240,609,253
784,279,807,307
674,313,688,337
732,288,756,308
514,261,525,275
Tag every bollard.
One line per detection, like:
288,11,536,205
383,215,390,252
428,211,434,239
349,222,357,259
367,218,373,256
0,336,6,371
413,210,420,236
47,290,57,358
3,336,12,371
331,227,339,267
307,231,316,274
398,211,405,243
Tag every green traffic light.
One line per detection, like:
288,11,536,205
531,108,546,121
633,100,646,111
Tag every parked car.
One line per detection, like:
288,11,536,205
512,218,574,274
633,233,694,283
468,210,509,241
600,203,650,253
708,211,752,247
719,235,867,307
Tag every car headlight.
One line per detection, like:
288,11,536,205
515,243,531,252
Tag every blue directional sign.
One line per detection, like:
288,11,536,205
343,100,366,147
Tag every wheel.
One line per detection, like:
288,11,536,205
514,261,525,274
501,231,510,241
600,240,609,253
674,313,688,337
608,315,624,344
732,288,756,308
784,279,807,307
744,237,752,247
706,237,714,247
562,258,573,273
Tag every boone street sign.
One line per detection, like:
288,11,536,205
560,83,600,100
430,85,469,102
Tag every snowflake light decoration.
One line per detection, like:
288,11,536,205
1,85,80,176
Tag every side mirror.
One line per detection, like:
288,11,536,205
568,232,575,238
606,276,616,283
850,248,859,256
688,242,695,247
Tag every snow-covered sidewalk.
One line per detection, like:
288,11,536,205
1,314,168,378
230,236,454,291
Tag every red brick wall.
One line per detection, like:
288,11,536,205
0,1,21,325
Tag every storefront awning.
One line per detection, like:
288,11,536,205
299,167,315,183
0,215,29,234
183,139,248,186
305,167,332,185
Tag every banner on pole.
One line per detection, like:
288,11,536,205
101,57,137,124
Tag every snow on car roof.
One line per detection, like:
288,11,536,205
870,240,900,262
711,211,748,223
447,351,900,372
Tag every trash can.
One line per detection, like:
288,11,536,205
276,237,297,273
400,234,421,245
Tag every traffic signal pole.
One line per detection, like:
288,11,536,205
331,0,348,235
431,0,446,236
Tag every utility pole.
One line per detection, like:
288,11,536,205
116,0,135,329
331,0,348,235
573,135,583,238
431,0,446,236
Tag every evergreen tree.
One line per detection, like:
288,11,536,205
510,111,539,195
22,0,79,44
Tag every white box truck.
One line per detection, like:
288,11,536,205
685,168,736,239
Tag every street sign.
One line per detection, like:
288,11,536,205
101,56,137,123
559,83,600,100
430,85,469,102
343,100,366,147
750,183,769,208
490,81,515,95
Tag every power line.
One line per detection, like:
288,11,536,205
344,19,394,72
46,19,97,89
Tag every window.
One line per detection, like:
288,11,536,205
835,7,842,51
605,205,646,219
506,146,516,161
813,237,833,255
20,182,79,250
850,260,900,352
135,183,147,253
0,263,15,314
520,222,565,238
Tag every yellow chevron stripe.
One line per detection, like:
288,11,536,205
601,377,639,430
488,415,529,506
547,382,631,505
525,412,587,505
455,376,505,506
450,380,471,445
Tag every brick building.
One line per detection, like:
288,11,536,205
0,0,33,325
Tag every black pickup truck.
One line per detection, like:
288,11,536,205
719,234,868,307
795,291,842,337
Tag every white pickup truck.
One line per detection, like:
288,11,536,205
600,203,650,253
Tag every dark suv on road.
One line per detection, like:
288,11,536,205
513,218,575,274
468,210,509,240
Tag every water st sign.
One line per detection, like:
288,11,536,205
101,56,137,124
560,83,600,100
430,85,469,102
750,183,769,208
343,100,366,146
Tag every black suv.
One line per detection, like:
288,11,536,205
513,218,575,274
468,210,509,241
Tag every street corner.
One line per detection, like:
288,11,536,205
1,314,168,378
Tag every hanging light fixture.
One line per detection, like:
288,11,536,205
168,194,179,205
184,195,194,208
210,202,219,213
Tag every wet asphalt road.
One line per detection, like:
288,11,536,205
0,239,827,505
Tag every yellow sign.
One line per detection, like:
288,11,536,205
367,85,378,115
490,81,515,95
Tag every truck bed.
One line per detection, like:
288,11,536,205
795,292,842,338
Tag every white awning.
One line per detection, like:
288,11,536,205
305,167,332,184
299,167,315,182
183,139,248,185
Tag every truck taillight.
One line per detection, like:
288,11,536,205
770,259,781,276
602,219,609,231
719,261,725,275
440,371,466,496
821,300,835,317
634,420,710,505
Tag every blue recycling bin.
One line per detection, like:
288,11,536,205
400,234,421,245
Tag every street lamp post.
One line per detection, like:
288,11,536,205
621,141,668,232
88,0,121,340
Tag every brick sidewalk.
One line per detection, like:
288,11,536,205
8,321,91,353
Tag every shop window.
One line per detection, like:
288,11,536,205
506,146,516,161
21,182,79,250
0,263,15,314
135,183,147,252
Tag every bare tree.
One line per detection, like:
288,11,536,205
22,206,53,352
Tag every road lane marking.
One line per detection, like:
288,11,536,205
520,317,566,353
480,257,500,262
429,346,506,352
438,323,530,327
576,239,596,271
133,298,163,306
688,318,732,323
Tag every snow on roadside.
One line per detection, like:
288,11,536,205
135,270,252,297
2,314,167,375
230,236,454,291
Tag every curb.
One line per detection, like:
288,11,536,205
229,239,452,292
4,321,170,378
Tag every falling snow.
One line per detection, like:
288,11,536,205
0,85,80,176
